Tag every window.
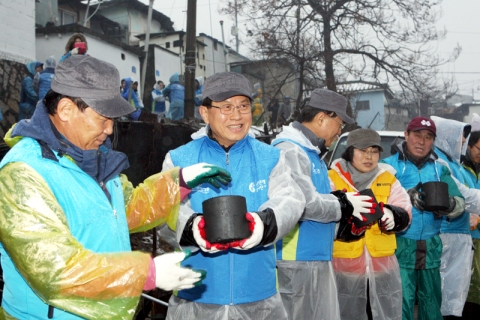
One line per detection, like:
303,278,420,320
213,40,218,51
355,100,370,111
203,54,205,60
57,9,76,25
165,42,170,48
121,53,125,61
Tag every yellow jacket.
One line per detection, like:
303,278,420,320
329,160,411,259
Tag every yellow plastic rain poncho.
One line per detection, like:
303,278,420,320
0,125,182,319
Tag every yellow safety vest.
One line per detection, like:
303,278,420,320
329,167,397,258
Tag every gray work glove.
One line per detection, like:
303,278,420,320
407,182,425,211
434,196,465,219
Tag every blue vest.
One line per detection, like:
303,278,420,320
383,153,443,240
273,138,335,261
436,148,470,234
170,135,280,305
152,89,166,113
0,138,129,319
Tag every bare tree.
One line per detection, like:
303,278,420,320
222,0,461,114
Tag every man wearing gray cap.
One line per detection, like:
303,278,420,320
0,55,232,319
271,88,375,319
161,72,305,320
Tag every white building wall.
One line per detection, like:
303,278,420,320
36,33,141,94
154,47,180,84
0,0,36,63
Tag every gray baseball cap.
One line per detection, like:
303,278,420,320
202,72,252,102
51,55,136,118
347,128,383,151
307,88,354,124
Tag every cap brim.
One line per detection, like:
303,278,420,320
354,142,384,152
83,94,136,118
208,90,252,102
411,127,436,137
336,110,355,124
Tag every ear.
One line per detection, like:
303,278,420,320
315,111,326,125
56,98,75,122
199,106,209,124
404,131,409,139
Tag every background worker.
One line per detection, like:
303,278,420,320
382,117,466,320
329,128,411,320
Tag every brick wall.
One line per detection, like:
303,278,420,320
0,59,27,138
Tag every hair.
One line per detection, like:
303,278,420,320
65,33,88,53
299,105,337,123
157,80,164,85
341,145,381,162
468,131,480,147
43,90,89,115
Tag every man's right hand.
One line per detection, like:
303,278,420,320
407,182,425,211
192,216,229,253
345,192,374,222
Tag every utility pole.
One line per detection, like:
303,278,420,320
184,0,197,118
140,0,154,104
220,20,228,72
235,0,239,52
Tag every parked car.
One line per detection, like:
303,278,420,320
327,130,404,167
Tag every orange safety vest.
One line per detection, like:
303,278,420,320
329,167,397,259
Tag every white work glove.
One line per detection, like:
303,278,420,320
192,216,229,253
345,192,374,222
229,212,264,250
180,162,231,189
195,94,203,100
380,206,395,231
153,252,205,291
70,47,79,55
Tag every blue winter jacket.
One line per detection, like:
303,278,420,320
273,138,335,261
382,143,463,240
170,135,280,305
19,62,39,119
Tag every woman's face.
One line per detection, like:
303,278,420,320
351,147,380,173
158,81,165,89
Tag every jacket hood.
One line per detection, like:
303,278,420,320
44,56,56,69
195,76,204,87
169,73,180,84
431,116,465,163
26,61,38,76
272,123,320,154
10,103,129,183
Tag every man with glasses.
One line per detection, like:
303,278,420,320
160,72,306,320
271,88,375,319
382,116,465,320
0,56,232,319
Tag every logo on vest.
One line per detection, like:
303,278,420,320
376,183,391,187
249,179,267,192
311,163,321,174
193,186,210,194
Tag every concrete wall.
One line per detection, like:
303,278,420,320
36,33,141,94
0,1,36,63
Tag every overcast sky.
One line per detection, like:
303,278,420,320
145,0,480,98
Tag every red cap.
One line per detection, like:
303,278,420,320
406,116,436,136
